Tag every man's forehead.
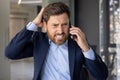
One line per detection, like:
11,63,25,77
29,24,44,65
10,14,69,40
48,16,69,23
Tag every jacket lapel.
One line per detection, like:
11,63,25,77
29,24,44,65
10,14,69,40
34,33,50,80
68,38,76,79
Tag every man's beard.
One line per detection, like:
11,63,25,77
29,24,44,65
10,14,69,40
47,32,69,45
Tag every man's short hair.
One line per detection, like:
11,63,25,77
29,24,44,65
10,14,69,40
42,2,70,23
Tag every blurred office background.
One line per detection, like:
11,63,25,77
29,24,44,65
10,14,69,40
0,0,120,80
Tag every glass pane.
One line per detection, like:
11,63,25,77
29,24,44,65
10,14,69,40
109,0,120,79
99,0,120,80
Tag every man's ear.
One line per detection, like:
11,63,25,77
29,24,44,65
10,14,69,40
42,21,47,32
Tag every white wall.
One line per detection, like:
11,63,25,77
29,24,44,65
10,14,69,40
10,3,37,23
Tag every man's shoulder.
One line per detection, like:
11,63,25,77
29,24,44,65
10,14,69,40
33,31,48,42
34,31,47,37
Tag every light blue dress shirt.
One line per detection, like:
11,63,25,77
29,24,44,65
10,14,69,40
26,22,95,80
41,41,71,80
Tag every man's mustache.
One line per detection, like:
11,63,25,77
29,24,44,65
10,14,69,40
55,33,65,36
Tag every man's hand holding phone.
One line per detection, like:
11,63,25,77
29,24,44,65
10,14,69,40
69,26,90,52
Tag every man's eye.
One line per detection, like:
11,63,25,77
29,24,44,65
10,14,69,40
53,24,57,26
52,24,58,28
62,24,68,27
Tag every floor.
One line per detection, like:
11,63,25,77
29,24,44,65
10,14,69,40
11,59,34,80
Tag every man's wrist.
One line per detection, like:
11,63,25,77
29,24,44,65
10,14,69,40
82,47,90,52
26,22,38,31
83,48,95,60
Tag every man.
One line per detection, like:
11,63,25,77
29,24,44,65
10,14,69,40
5,2,108,80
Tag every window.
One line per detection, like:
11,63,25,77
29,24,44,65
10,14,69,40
99,0,120,79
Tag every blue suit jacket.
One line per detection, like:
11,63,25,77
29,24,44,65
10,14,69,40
5,27,108,80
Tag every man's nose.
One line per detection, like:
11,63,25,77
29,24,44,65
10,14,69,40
58,26,63,33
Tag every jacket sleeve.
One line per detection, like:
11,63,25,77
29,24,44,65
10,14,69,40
5,27,35,60
84,53,108,80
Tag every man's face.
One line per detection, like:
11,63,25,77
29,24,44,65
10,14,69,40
44,13,70,45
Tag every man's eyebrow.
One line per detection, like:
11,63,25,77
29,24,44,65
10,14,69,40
62,23,68,24
52,23,58,24
52,23,59,26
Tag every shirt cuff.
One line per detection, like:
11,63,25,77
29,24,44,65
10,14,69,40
83,48,95,60
26,22,38,31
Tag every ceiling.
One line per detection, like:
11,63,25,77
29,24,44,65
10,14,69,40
10,0,42,5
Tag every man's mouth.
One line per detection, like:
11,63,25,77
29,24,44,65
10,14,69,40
56,34,64,40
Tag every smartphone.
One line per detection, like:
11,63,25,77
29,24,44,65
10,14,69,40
69,22,77,39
